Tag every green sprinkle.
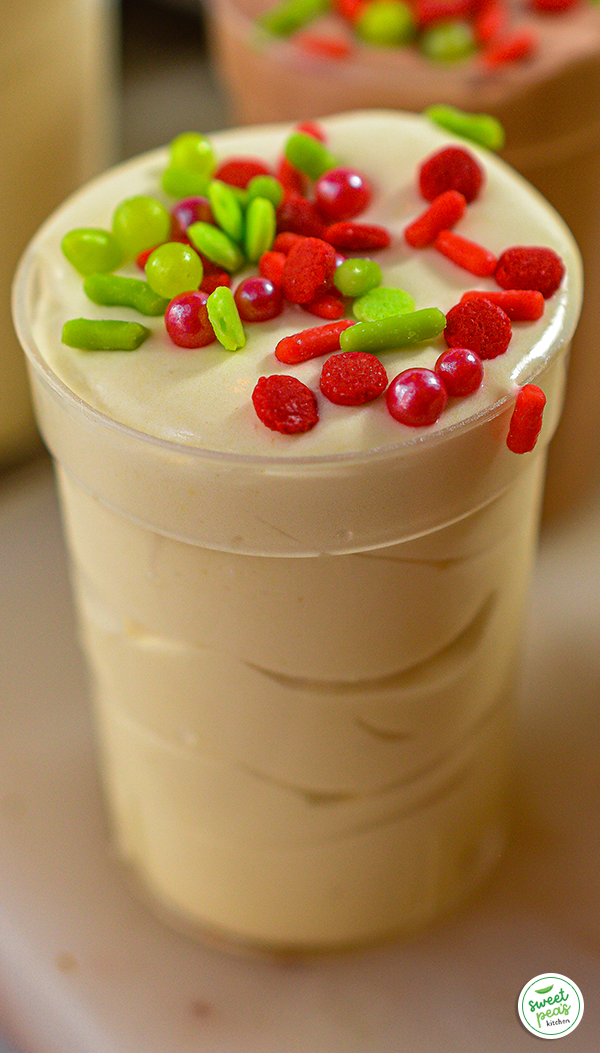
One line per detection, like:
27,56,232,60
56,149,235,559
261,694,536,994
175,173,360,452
112,196,171,260
62,318,151,351
425,104,506,151
284,132,337,181
208,180,245,243
419,21,476,63
84,273,169,316
260,0,328,36
334,258,382,298
161,166,211,198
352,286,415,321
245,197,276,263
206,286,246,350
187,221,245,272
145,242,204,299
61,228,122,276
340,308,446,353
247,175,284,208
168,132,216,177
355,0,414,46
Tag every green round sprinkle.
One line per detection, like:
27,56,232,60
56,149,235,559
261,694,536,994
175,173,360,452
187,221,245,272
168,132,216,177
247,175,284,208
334,258,382,298
425,104,506,152
355,0,414,46
259,0,328,36
206,286,246,351
339,307,446,353
112,196,171,259
83,273,169,316
61,228,122,276
284,132,337,181
244,197,276,263
208,180,245,243
352,286,415,321
62,318,150,351
145,242,204,300
161,166,211,199
419,21,476,63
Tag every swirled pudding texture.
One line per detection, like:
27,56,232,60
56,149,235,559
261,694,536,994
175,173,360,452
19,111,582,948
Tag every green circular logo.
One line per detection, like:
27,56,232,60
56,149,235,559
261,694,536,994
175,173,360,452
518,974,583,1039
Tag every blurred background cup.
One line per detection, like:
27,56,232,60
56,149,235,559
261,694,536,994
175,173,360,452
0,0,118,471
207,0,600,521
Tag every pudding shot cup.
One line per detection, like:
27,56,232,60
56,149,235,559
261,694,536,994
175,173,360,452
12,112,582,952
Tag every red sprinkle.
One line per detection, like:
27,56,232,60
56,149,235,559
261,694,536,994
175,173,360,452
419,146,484,204
275,320,355,364
532,0,578,10
405,190,466,248
303,292,347,319
473,0,507,44
460,288,544,321
320,352,388,405
258,249,287,287
444,298,512,359
506,384,546,453
495,246,565,299
323,221,391,252
434,229,498,277
333,0,365,21
481,29,537,67
415,0,473,26
295,34,353,58
295,120,328,142
386,368,448,427
165,291,215,349
200,269,231,294
214,157,272,188
276,156,307,196
273,231,307,254
435,347,484,397
276,195,328,238
282,237,337,304
171,196,214,236
252,375,319,434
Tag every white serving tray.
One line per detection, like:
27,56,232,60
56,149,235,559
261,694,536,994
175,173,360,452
1,457,599,1053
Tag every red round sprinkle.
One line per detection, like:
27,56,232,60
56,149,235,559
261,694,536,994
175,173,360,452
444,298,512,359
320,351,388,405
252,375,319,434
404,190,466,248
214,157,272,188
234,276,283,322
303,292,346,319
323,221,391,252
435,347,484,397
276,194,328,238
419,146,484,204
314,166,372,223
171,196,214,236
258,249,287,287
282,237,337,304
506,384,546,454
495,246,565,299
165,291,215,349
460,289,544,321
386,368,448,427
434,229,498,277
275,320,355,364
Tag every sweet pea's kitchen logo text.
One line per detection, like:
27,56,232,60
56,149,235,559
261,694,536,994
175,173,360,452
518,974,584,1039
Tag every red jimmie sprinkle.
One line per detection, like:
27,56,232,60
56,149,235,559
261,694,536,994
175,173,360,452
323,221,391,251
275,320,355,364
214,157,272,188
415,0,472,27
303,292,346,319
294,120,328,142
532,0,578,10
404,190,466,248
444,297,512,359
495,246,565,299
320,352,388,405
460,289,544,321
282,237,337,304
473,0,507,44
252,374,319,433
481,30,537,68
333,0,365,21
200,269,231,294
258,250,286,287
276,156,307,197
276,195,327,238
506,384,546,453
434,229,498,277
295,34,353,59
419,146,484,204
273,231,306,254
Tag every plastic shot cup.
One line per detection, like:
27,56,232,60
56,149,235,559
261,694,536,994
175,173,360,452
12,114,583,953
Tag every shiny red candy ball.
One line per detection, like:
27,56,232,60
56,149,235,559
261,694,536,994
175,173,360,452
165,290,215,348
314,166,373,222
171,196,214,236
234,276,283,322
435,347,484,397
386,368,448,427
